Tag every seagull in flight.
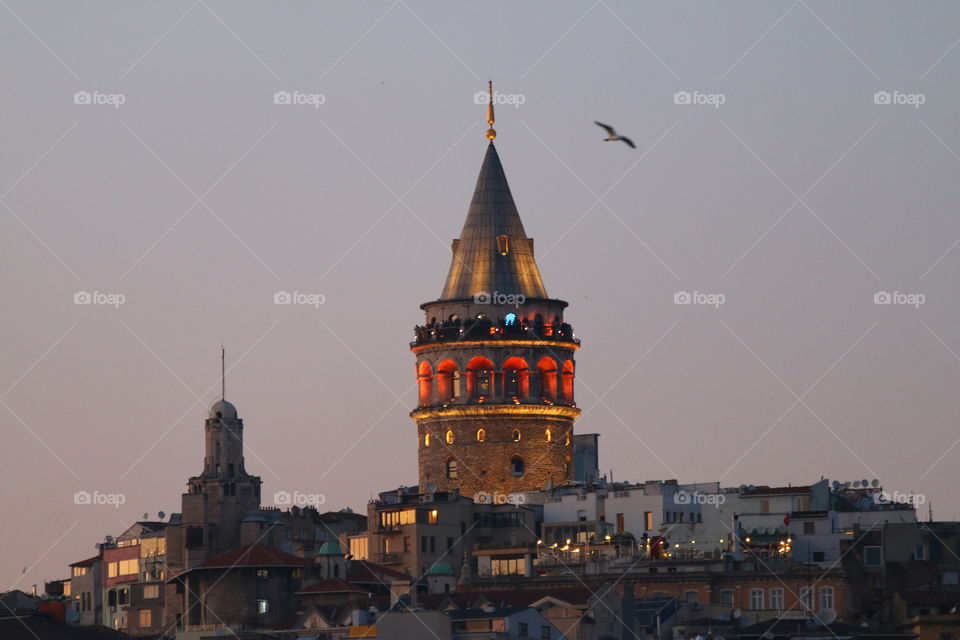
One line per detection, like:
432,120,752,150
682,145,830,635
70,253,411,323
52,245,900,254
594,121,635,148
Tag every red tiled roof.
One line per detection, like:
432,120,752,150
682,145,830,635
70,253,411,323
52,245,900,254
69,556,99,568
346,560,411,584
193,544,309,570
297,578,370,595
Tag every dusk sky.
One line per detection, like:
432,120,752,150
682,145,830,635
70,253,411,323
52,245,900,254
3,1,960,590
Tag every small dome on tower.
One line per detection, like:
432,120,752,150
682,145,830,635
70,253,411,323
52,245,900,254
209,399,237,420
317,540,343,556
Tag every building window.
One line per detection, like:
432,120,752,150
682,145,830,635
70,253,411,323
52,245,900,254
720,590,734,606
430,537,436,553
511,456,525,477
749,588,764,610
545,429,552,442
446,430,454,444
541,625,551,639
476,428,486,442
421,537,427,552
616,513,625,534
424,432,430,447
644,512,653,531
685,590,699,603
257,599,269,614
864,546,882,566
799,587,813,612
138,610,152,628
819,587,834,610
770,588,784,611
760,499,770,513
492,558,525,576
428,509,439,524
512,429,521,442
565,432,571,445
446,458,458,479
914,544,926,561
497,234,509,255
256,569,268,580
804,521,816,535
519,622,529,637
141,584,159,599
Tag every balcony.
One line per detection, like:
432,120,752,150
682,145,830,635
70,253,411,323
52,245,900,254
379,552,404,565
412,317,578,348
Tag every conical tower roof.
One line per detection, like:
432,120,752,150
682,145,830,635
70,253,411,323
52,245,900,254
439,142,548,301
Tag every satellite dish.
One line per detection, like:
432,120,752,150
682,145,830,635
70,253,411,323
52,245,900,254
731,608,742,620
871,479,880,488
424,483,437,493
158,511,166,520
844,481,851,488
861,479,869,488
832,481,841,489
853,481,861,488
143,513,149,520
818,608,837,625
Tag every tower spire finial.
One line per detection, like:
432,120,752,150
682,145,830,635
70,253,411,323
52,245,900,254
486,80,496,142
221,344,225,401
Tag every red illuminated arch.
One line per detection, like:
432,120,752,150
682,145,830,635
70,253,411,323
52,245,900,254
436,360,459,403
466,356,495,400
537,357,558,401
417,361,433,406
561,360,575,401
502,356,530,399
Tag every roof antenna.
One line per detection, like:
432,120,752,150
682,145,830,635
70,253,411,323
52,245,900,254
486,80,496,142
221,343,226,401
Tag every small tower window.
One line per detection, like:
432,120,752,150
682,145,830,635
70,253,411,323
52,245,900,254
545,429,552,443
497,235,509,255
424,433,431,447
511,456,525,477
446,458,458,479
445,430,454,445
565,432,571,446
512,429,521,443
476,428,486,442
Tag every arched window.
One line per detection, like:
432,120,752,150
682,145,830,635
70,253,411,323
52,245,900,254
564,458,572,477
417,361,433,406
537,357,558,401
424,432,431,447
511,456,525,477
446,458,458,479
545,429,552,442
333,564,340,577
476,428,486,442
565,432,571,446
445,430,454,445
512,429,521,443
503,357,529,399
561,360,575,401
436,360,460,403
466,357,495,400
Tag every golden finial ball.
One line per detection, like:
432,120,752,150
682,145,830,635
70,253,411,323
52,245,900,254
486,128,497,140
